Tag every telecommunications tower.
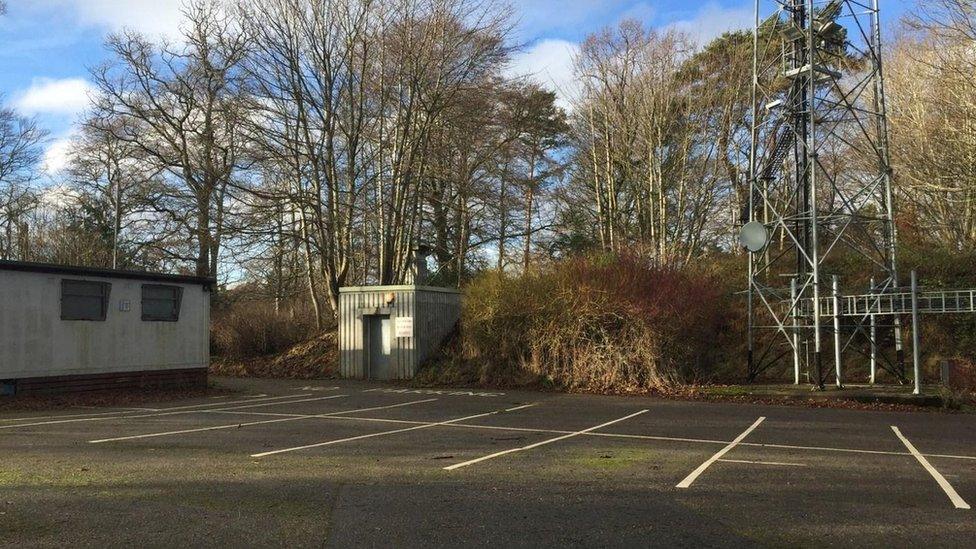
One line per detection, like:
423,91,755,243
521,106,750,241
743,0,903,389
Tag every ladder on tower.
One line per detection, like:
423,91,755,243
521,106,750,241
760,127,794,184
746,126,795,223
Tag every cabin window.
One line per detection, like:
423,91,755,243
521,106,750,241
141,284,183,321
61,279,111,321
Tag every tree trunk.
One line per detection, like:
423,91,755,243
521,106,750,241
195,190,211,278
299,204,324,331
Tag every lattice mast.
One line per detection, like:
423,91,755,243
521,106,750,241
745,0,902,388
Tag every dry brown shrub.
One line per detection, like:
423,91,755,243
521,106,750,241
424,253,734,393
210,301,318,359
946,357,976,393
210,331,338,379
209,297,338,379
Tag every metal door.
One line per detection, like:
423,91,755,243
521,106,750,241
367,315,392,380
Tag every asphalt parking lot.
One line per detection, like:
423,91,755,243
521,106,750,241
1,377,974,547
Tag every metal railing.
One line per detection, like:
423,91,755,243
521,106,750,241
789,288,976,317
827,288,976,317
773,272,976,396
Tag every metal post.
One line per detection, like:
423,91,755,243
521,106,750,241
791,279,800,385
745,0,760,378
804,338,810,382
911,270,921,395
872,0,905,377
833,275,842,388
869,278,877,384
894,311,906,377
802,0,824,391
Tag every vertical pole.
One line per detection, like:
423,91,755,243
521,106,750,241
805,338,810,382
791,278,800,385
894,307,906,376
911,270,921,395
746,0,760,379
869,278,877,384
805,0,824,390
869,1,886,337
871,0,905,375
747,272,754,376
833,275,842,388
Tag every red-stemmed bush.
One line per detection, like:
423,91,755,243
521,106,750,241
424,253,736,392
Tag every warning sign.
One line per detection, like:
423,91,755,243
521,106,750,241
395,316,414,338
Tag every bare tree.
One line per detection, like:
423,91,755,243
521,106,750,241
368,0,513,284
239,0,377,322
888,1,976,250
239,0,513,318
66,120,164,268
569,21,720,263
90,0,249,278
0,104,47,260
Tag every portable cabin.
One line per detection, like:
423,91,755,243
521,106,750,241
0,260,213,395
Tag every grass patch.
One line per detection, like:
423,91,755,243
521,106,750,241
0,467,104,489
569,448,662,471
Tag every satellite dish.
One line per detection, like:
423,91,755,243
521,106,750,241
739,221,769,253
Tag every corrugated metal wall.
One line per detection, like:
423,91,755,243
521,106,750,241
414,289,462,364
338,286,460,380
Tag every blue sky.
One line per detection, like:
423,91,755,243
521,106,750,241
1,0,916,175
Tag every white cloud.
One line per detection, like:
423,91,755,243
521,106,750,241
39,183,77,210
504,3,753,112
13,78,95,117
31,0,184,38
41,133,77,176
505,39,580,111
668,3,753,46
618,2,655,24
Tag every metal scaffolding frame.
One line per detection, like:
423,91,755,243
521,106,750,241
744,0,976,394
745,0,902,390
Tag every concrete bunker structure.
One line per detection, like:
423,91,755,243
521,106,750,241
0,260,213,395
338,285,461,380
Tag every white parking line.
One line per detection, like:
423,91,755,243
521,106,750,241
0,394,341,430
718,459,806,467
76,405,161,412
739,440,976,461
443,410,649,471
363,388,505,398
0,392,327,424
0,408,163,422
89,398,438,443
154,390,338,411
207,410,315,418
676,416,765,488
251,403,537,458
201,411,976,464
891,426,971,510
